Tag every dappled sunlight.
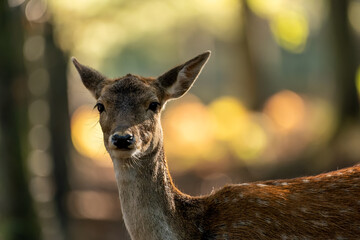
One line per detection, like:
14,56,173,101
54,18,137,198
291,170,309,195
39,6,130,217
70,105,111,167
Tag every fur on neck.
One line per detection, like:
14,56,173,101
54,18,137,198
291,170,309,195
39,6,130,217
112,147,180,240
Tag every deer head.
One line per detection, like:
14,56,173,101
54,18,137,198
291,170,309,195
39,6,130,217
72,51,210,163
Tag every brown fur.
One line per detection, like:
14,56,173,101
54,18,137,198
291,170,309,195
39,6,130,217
73,52,360,240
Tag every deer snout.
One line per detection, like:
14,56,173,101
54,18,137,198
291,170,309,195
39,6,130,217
111,133,135,150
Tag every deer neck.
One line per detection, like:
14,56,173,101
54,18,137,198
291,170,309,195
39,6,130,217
111,145,180,240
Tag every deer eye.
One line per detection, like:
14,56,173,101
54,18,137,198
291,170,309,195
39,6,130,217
95,103,105,113
148,102,160,112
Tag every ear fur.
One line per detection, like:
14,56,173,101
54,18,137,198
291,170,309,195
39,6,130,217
158,51,211,99
72,57,106,99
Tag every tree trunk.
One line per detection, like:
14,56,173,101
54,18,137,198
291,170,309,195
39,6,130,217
0,2,41,239
44,22,71,237
239,0,260,109
329,0,359,125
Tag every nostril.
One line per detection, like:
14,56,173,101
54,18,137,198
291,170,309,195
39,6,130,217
125,134,135,144
111,134,135,149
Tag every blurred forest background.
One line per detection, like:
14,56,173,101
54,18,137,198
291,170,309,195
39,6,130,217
1,0,360,239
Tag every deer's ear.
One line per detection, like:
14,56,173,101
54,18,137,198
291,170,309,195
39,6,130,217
158,51,211,99
72,57,106,99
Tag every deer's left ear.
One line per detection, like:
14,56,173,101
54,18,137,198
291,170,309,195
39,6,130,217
72,57,106,99
158,51,211,99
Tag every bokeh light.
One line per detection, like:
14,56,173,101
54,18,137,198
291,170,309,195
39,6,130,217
28,125,51,151
209,97,268,162
23,35,45,61
28,68,49,96
208,96,249,141
264,90,306,132
163,96,216,171
25,0,47,22
28,150,53,177
29,176,54,203
270,9,309,53
70,105,111,166
246,0,326,53
164,96,271,169
68,191,121,220
230,120,267,162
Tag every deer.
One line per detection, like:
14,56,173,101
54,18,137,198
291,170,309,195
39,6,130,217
72,51,360,240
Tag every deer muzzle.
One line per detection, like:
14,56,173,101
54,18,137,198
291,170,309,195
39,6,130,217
111,133,136,150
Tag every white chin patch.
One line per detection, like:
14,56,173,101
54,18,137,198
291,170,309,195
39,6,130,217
110,149,137,159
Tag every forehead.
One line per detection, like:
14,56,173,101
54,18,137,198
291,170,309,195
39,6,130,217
100,75,159,101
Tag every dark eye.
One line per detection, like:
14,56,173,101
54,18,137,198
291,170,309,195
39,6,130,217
95,103,105,113
148,102,160,112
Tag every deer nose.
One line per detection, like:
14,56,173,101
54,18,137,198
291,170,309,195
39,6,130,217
111,134,135,149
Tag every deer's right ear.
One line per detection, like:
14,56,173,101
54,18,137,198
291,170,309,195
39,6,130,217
72,57,106,99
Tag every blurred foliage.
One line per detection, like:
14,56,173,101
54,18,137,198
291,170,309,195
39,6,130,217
49,0,240,71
